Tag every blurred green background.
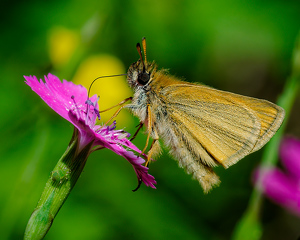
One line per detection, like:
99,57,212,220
1,0,300,239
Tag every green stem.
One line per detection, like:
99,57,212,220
24,129,94,240
232,30,300,240
231,73,300,240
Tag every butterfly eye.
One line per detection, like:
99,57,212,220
137,72,150,85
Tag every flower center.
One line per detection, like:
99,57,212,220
70,95,100,128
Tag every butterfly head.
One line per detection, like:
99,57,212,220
127,38,157,89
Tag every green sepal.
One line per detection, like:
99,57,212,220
24,128,94,240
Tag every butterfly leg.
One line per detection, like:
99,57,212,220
140,104,154,154
133,127,159,192
104,106,124,125
103,97,133,125
133,106,160,191
100,97,132,113
145,137,160,167
142,105,160,167
130,122,144,141
132,116,152,192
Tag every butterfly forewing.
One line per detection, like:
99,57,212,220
229,95,285,152
160,83,284,168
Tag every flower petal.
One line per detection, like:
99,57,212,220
255,167,300,215
280,137,300,180
93,133,156,188
24,74,98,126
122,151,156,188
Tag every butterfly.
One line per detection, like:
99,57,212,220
104,37,285,192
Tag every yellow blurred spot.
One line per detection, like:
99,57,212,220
72,55,133,128
48,27,80,67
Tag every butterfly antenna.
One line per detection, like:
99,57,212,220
87,74,127,98
136,42,146,72
142,37,147,65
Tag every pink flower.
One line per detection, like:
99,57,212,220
24,73,156,189
254,137,300,215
